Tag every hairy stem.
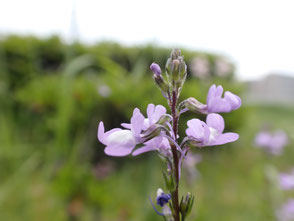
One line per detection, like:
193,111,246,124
170,90,180,221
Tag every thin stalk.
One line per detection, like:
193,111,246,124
170,90,180,221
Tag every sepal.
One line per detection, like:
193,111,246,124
180,192,194,220
162,171,176,192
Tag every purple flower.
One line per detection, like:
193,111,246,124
186,113,239,147
206,84,241,113
98,104,167,157
97,108,145,156
280,169,294,190
150,63,162,76
122,104,166,130
132,136,171,156
156,188,171,207
255,130,288,155
276,199,294,221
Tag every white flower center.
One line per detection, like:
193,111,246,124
157,188,164,197
208,127,219,143
106,130,135,146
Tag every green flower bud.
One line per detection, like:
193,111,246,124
156,114,172,126
162,171,176,192
180,192,194,219
181,97,207,114
153,74,169,93
165,49,187,94
141,124,162,141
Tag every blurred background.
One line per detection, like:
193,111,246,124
0,0,293,220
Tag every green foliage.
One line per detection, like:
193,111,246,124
0,35,252,220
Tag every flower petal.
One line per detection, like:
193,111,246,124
147,104,155,125
215,85,223,97
97,121,105,144
132,145,157,156
210,132,239,146
224,91,241,111
121,123,132,129
206,113,224,133
153,105,166,123
207,97,232,113
206,84,216,105
186,119,204,139
104,145,135,156
130,108,145,136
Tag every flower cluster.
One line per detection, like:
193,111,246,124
98,91,240,157
255,128,291,220
97,49,241,221
276,168,294,221
255,130,288,155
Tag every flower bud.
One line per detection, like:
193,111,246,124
140,124,162,141
180,192,194,219
156,114,172,126
150,63,169,93
150,63,162,76
165,49,187,93
182,97,207,114
153,74,169,93
162,171,176,192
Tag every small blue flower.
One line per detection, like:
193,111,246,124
156,188,171,207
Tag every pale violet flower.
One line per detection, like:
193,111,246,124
255,130,288,155
97,108,145,156
206,84,241,113
122,103,166,130
132,136,171,156
183,84,241,114
277,199,294,221
280,169,294,190
98,104,167,157
186,113,239,147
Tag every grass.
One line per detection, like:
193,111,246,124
0,105,293,220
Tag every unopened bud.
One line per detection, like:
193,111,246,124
165,49,187,93
183,97,207,114
150,63,162,76
180,192,194,219
153,74,169,93
171,48,181,60
162,171,176,192
141,124,162,141
157,114,172,125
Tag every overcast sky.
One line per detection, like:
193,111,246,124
1,0,294,80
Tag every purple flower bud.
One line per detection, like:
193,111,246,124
156,188,171,207
150,63,162,76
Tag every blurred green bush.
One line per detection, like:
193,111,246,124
0,35,246,220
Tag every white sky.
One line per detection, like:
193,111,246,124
1,0,294,80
